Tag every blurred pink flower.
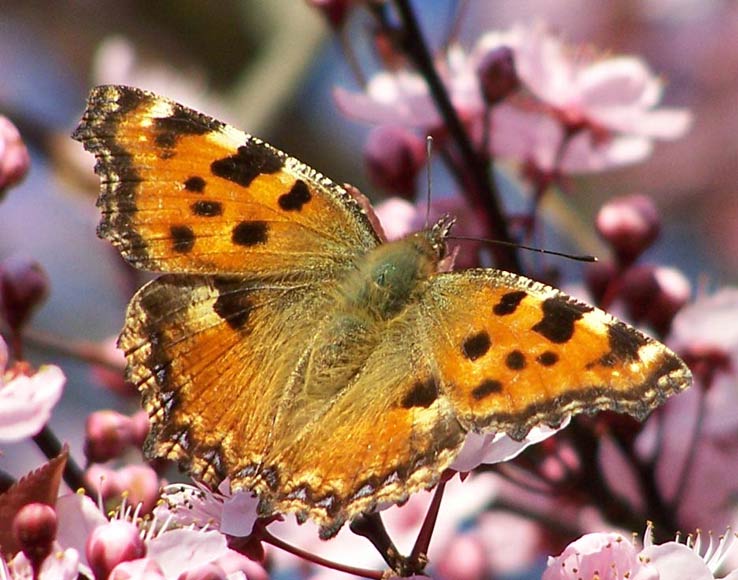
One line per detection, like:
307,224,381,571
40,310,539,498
488,22,692,139
4,547,80,580
451,418,569,472
544,524,738,580
0,338,65,443
334,42,483,132
336,22,689,174
0,116,30,198
491,105,654,173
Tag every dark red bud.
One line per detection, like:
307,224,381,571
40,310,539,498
0,256,49,332
477,46,519,105
364,125,425,198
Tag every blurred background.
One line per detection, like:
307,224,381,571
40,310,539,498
0,0,735,533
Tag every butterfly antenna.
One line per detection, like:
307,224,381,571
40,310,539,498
424,135,433,230
447,235,598,262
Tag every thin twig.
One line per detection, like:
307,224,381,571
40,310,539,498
258,527,384,579
32,426,94,497
391,0,520,272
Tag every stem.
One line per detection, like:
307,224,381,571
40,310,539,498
19,327,124,372
409,476,447,565
391,0,520,272
257,527,384,579
32,426,94,497
351,512,407,572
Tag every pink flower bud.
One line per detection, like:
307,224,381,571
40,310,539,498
364,126,426,198
12,503,57,571
477,46,519,105
116,464,161,514
86,520,146,580
619,264,691,335
0,256,49,332
596,194,661,265
0,116,30,199
84,410,136,463
130,410,150,448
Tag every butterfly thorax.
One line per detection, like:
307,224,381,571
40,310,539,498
302,221,449,401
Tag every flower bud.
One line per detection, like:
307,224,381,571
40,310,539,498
596,194,661,265
87,520,146,580
84,410,136,463
307,0,353,29
364,125,425,198
12,503,57,571
130,410,150,448
0,116,30,200
619,264,690,335
0,256,49,332
584,260,618,305
476,46,519,105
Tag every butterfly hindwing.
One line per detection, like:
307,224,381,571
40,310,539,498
120,274,332,487
73,85,380,277
419,269,691,439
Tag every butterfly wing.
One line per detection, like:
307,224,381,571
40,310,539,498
73,85,380,277
254,312,466,538
418,269,691,440
120,273,338,487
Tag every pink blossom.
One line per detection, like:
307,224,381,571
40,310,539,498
3,548,80,580
0,116,30,197
544,524,738,580
486,22,692,139
0,338,65,442
451,418,569,472
490,105,654,173
334,43,483,132
154,479,259,538
336,23,689,174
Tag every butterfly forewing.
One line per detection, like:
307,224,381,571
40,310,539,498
73,85,380,278
420,269,691,439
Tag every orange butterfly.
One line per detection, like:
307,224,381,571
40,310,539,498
73,85,690,538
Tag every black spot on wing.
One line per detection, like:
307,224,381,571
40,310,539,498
505,350,526,370
170,225,195,253
493,291,527,316
278,180,312,211
607,322,646,362
211,142,284,187
184,176,206,192
472,379,503,400
153,107,224,150
400,378,439,409
212,278,253,330
462,331,491,361
232,221,269,246
536,351,559,367
532,297,593,344
191,200,223,217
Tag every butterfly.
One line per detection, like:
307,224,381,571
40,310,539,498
73,85,691,538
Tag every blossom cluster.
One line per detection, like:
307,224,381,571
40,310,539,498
2,2,738,579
